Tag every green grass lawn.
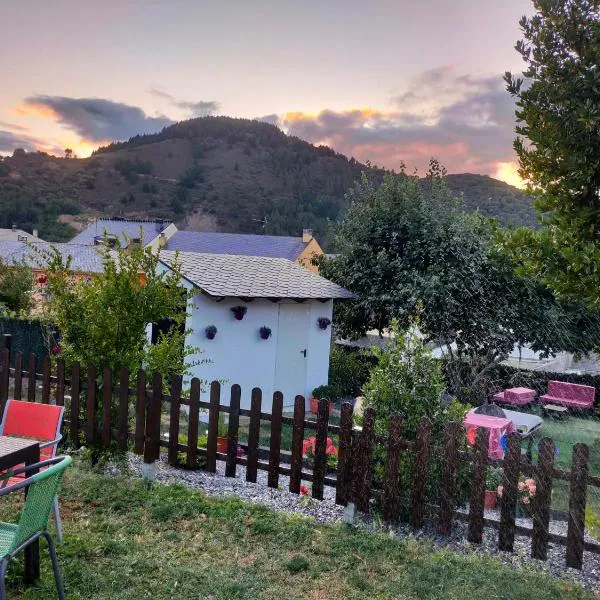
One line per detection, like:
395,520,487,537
0,463,595,600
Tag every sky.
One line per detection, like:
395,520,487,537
0,0,533,187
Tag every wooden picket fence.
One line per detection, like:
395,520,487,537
0,342,599,570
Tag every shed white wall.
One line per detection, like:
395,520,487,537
185,295,333,411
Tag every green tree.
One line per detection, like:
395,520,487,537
37,241,199,383
504,0,600,307
320,165,600,402
0,260,32,315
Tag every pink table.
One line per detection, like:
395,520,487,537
492,386,535,406
464,411,516,459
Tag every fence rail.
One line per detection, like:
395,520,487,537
1,343,599,570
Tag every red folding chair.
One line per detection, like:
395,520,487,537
0,400,65,542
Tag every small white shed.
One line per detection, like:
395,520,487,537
159,251,354,412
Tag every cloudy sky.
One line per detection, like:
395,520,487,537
0,0,532,186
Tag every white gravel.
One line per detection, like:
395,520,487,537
118,454,600,591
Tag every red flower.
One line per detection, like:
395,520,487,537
51,345,61,355
299,485,309,496
37,274,47,284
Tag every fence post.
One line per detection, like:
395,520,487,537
86,365,96,446
70,363,80,446
134,369,146,455
336,402,354,506
499,432,522,551
411,417,430,528
437,422,461,536
27,354,36,402
382,413,403,524
41,356,51,404
56,359,65,407
117,367,130,452
186,378,200,470
225,384,240,478
312,398,330,500
205,381,220,472
143,372,162,474
566,443,589,569
353,407,374,514
101,367,112,448
13,352,23,400
268,391,283,489
468,427,490,544
246,388,262,483
532,437,555,560
167,374,182,467
289,395,305,494
0,348,9,412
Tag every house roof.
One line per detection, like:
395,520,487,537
69,218,171,248
0,229,43,243
159,251,354,299
0,241,111,274
164,231,310,260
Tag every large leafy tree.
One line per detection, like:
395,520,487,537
504,0,600,307
37,242,198,383
320,164,600,401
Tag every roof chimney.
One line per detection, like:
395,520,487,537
11,223,17,232
302,229,313,243
32,229,38,238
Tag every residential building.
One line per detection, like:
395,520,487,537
159,250,353,411
164,229,324,272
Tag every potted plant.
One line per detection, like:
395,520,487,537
231,305,247,320
309,385,335,414
216,413,229,454
317,317,331,330
497,476,537,517
205,325,217,340
303,436,338,472
259,326,272,340
484,467,503,509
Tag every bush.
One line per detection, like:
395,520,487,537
362,319,471,517
328,344,372,398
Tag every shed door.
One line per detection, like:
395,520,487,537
274,304,310,405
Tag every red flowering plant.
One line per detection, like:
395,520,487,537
497,477,537,516
302,435,338,470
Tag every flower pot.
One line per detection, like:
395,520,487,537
216,436,228,454
234,313,244,321
206,332,216,340
484,490,497,510
310,397,333,414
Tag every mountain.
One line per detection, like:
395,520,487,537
0,117,536,243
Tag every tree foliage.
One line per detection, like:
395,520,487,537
0,260,32,315
504,0,600,307
320,164,600,401
38,241,199,383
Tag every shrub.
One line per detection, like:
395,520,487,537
311,384,335,400
328,344,371,398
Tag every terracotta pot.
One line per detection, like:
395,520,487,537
310,397,333,414
206,332,216,340
484,490,497,510
216,436,228,454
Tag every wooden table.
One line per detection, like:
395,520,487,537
0,436,40,583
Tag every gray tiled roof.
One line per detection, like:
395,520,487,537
0,241,110,273
159,251,354,299
69,218,171,248
165,231,308,260
0,229,44,243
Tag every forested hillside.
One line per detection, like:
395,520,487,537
0,117,536,243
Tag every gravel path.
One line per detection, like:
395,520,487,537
121,455,600,591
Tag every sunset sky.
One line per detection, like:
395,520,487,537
1,0,533,187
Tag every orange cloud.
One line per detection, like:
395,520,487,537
494,161,526,189
12,102,58,119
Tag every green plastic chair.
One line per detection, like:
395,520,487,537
0,455,72,600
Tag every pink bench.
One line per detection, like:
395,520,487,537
540,380,595,410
